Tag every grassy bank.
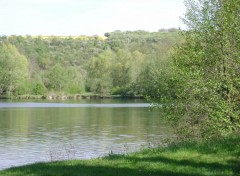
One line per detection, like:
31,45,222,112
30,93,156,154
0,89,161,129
0,135,239,176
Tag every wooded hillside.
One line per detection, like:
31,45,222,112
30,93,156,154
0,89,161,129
0,29,180,97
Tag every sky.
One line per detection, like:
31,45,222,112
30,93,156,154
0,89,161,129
0,0,186,36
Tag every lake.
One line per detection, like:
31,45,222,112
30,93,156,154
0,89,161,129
0,99,169,170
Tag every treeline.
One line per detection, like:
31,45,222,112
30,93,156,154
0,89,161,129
0,29,181,97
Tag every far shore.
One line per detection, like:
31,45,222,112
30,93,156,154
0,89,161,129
0,94,144,100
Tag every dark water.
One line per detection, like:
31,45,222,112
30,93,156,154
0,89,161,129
0,99,168,170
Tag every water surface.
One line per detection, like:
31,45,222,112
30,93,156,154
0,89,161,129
0,99,168,170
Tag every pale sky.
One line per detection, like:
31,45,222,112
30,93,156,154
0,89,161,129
0,0,186,36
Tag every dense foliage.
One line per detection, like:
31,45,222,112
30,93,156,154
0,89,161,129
152,0,240,139
0,30,180,97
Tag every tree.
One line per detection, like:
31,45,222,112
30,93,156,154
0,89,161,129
65,66,85,94
35,38,51,69
86,50,114,95
0,42,29,96
112,50,132,88
154,0,240,139
130,50,146,84
46,63,67,91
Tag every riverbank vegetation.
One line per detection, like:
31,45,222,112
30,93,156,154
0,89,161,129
0,134,239,176
150,0,240,140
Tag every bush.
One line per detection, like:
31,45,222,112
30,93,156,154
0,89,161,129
32,83,46,95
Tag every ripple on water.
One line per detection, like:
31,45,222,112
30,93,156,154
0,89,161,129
0,101,169,170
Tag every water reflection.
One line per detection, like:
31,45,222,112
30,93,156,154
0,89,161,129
0,100,168,170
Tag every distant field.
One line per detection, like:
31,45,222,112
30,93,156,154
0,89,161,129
6,35,107,40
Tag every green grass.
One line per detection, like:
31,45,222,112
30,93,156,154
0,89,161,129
0,135,239,176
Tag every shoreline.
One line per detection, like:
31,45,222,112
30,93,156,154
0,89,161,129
0,94,144,100
0,134,239,176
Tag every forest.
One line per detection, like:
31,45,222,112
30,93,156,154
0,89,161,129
0,29,180,98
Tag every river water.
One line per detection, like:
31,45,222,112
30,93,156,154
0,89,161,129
0,99,168,170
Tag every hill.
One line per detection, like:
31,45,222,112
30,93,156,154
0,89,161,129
0,30,181,97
